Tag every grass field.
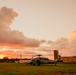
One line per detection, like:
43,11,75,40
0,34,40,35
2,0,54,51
0,63,76,75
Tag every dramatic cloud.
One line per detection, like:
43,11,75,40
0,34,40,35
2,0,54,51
45,31,76,56
0,7,18,26
0,7,40,47
69,30,76,41
0,7,76,58
40,40,46,43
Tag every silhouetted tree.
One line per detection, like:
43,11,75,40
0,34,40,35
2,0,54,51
2,57,9,62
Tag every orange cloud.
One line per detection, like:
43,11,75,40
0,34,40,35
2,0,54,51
0,7,76,58
0,7,41,47
46,31,76,56
69,30,76,41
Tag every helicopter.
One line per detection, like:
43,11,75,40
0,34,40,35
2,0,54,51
25,54,57,66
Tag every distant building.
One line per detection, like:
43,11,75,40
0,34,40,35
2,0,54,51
61,56,76,63
54,50,59,60
19,59,30,63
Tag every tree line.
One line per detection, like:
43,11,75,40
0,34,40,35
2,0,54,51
0,57,19,63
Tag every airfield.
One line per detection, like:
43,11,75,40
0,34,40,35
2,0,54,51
0,63,76,75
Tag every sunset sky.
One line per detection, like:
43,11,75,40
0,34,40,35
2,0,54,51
0,0,76,59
